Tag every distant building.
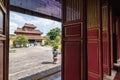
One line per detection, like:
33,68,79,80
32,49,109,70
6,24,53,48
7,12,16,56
13,23,44,46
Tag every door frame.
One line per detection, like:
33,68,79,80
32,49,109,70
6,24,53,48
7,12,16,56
0,0,9,80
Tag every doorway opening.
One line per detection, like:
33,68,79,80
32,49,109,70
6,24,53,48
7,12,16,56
9,11,62,80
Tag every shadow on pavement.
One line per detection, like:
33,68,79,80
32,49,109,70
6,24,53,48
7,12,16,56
18,66,61,80
41,61,53,64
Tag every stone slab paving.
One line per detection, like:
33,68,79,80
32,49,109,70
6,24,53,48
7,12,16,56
19,66,61,80
9,46,61,80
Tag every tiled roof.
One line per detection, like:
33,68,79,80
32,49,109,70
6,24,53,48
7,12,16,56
15,28,43,34
23,23,36,28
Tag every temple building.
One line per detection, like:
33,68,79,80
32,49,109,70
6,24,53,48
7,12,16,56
14,23,44,46
2,0,120,80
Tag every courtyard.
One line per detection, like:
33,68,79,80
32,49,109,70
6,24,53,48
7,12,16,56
9,46,61,80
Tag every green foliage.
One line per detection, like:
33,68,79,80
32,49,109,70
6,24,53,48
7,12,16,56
44,36,51,45
13,35,29,48
53,45,59,49
44,27,61,50
47,27,61,41
54,36,61,43
10,34,15,37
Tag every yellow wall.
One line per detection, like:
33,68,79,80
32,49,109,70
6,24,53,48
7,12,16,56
41,39,45,46
9,37,16,45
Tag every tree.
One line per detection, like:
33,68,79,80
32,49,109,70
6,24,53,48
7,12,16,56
44,36,51,45
44,27,61,50
47,27,61,41
13,35,29,48
10,34,15,37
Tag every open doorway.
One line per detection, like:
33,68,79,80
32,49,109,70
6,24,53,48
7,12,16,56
9,11,62,80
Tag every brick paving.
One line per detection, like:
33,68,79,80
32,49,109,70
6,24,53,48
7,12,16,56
9,46,61,80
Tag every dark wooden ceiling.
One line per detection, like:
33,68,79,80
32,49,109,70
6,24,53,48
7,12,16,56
10,0,62,22
110,0,120,16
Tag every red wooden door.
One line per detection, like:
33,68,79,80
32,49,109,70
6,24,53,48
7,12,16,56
0,1,9,80
63,21,87,80
62,0,87,80
110,8,114,69
87,0,103,80
102,3,111,75
116,18,120,59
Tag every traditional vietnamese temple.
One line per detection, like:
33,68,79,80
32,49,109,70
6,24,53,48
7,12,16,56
14,23,44,46
2,0,120,80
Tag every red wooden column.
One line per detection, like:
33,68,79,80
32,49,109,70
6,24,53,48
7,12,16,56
102,2,111,75
87,0,103,80
62,0,87,80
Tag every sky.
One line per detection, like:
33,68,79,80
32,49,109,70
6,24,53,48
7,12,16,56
9,11,61,36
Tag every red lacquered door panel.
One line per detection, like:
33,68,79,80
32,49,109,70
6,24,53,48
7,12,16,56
87,0,103,80
102,4,111,75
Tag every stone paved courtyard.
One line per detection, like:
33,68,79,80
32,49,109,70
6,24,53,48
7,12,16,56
9,46,61,80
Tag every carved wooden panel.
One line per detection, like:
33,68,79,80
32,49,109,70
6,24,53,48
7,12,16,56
87,0,100,28
65,23,81,37
64,42,81,80
102,5,111,75
88,29,102,80
88,41,99,74
65,0,83,22
110,8,113,68
63,0,86,79
63,21,86,80
88,29,99,39
102,32,110,74
87,0,102,79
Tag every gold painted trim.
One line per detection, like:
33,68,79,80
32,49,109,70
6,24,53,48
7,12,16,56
35,70,61,80
63,39,81,42
88,29,100,39
103,64,109,67
88,39,99,41
64,22,82,27
88,27,100,30
88,36,98,38
88,41,99,43
0,1,6,14
88,71,100,77
81,22,83,39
